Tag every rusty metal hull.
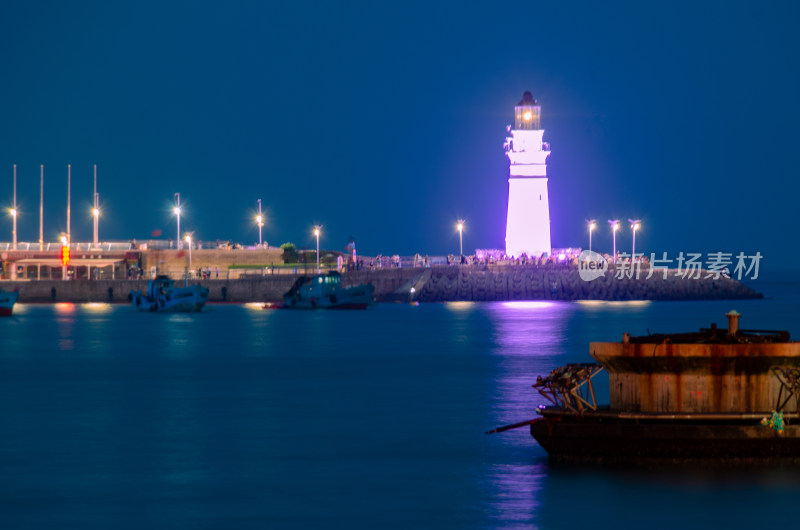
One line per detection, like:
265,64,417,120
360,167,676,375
531,410,800,464
591,342,800,414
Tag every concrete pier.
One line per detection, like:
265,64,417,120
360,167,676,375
1,265,761,303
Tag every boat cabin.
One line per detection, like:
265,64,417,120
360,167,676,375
147,275,176,299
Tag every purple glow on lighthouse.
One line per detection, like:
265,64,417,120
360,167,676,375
504,91,552,258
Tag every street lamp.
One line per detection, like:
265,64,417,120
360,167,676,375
60,235,69,281
456,219,465,257
173,193,181,249
587,219,596,254
256,199,263,247
67,164,71,245
313,226,321,273
92,164,99,248
185,233,193,277
11,164,17,250
9,207,16,250
629,219,641,262
608,219,620,264
92,207,99,245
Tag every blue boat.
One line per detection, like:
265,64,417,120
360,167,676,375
283,271,374,309
131,275,209,312
0,287,19,316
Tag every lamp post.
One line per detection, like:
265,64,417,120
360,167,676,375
185,233,193,277
10,164,17,251
456,219,465,257
629,219,641,262
256,199,263,247
313,226,321,272
39,165,44,250
608,219,620,264
92,164,99,248
173,193,181,249
61,234,68,280
587,219,596,254
67,164,71,245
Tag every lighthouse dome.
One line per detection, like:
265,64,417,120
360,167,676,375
518,91,538,106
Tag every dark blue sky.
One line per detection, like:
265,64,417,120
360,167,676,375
1,1,798,267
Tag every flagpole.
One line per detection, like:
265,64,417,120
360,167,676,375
39,165,43,250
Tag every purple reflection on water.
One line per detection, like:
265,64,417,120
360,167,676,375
483,301,575,526
488,300,575,426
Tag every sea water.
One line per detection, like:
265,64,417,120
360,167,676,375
1,280,799,529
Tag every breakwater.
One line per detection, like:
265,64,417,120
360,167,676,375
2,265,760,303
415,266,761,302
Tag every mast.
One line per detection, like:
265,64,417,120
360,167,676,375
12,164,17,250
67,164,71,244
39,165,43,250
93,164,99,247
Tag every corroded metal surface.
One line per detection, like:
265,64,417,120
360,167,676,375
530,414,800,464
591,341,800,413
532,363,604,413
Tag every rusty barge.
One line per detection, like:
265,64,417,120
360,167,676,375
489,311,800,463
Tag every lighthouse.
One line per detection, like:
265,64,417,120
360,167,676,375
504,91,551,258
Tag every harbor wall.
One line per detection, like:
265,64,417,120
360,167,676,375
416,266,760,302
1,265,761,303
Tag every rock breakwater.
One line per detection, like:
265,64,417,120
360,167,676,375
415,266,760,302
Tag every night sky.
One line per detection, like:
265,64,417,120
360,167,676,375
1,1,798,269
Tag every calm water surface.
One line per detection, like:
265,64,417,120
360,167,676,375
1,281,799,528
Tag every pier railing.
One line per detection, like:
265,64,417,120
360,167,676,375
1,241,134,251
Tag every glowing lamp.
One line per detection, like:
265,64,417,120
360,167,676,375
313,226,321,272
92,208,99,217
523,111,532,121
9,208,16,217
61,245,70,266
587,220,597,254
256,215,262,225
628,219,642,261
456,219,465,256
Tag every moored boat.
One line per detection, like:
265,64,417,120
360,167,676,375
0,288,19,316
131,275,209,312
488,311,800,463
282,271,374,309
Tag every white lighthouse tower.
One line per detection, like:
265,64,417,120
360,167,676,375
504,91,551,258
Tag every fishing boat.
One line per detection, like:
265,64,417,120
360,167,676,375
282,271,374,309
131,275,209,312
488,311,800,463
0,288,19,316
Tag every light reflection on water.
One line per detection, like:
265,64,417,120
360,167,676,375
483,302,574,527
481,283,800,529
55,303,77,351
1,289,799,528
